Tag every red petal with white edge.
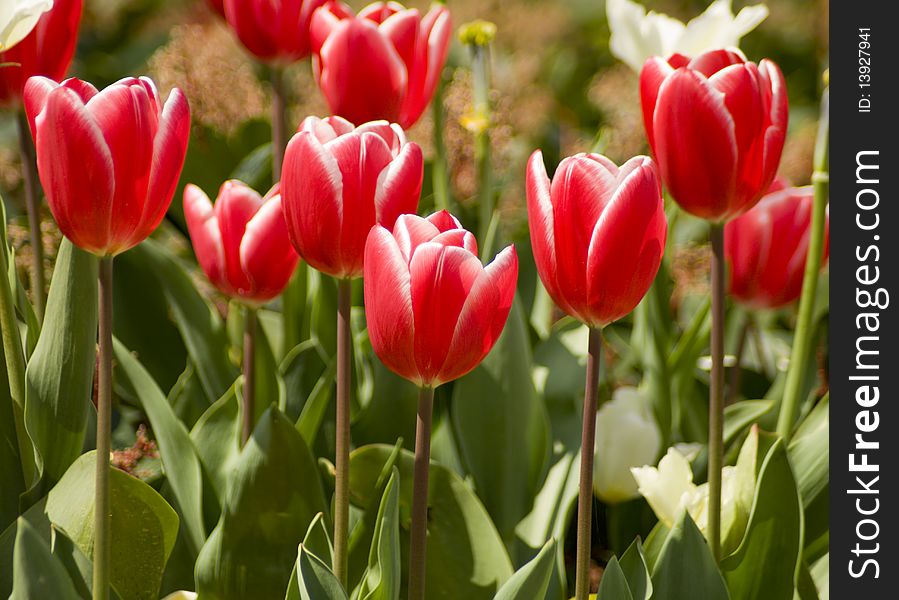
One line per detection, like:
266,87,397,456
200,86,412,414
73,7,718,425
183,184,227,294
136,87,190,249
526,151,571,316
215,181,264,294
393,214,441,262
653,69,738,221
240,195,300,302
550,154,618,311
757,59,788,200
326,130,394,276
282,131,345,276
687,48,746,77
427,209,462,232
709,63,763,157
318,19,407,126
86,83,156,253
438,245,518,385
34,86,114,255
378,8,420,70
409,243,484,385
23,76,98,139
639,57,676,150
400,4,451,128
310,2,354,54
375,141,422,230
364,225,420,384
585,158,666,326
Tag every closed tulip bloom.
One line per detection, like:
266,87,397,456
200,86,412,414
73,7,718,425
364,211,517,387
725,184,830,309
24,76,190,256
281,115,423,279
309,1,451,128
640,48,788,222
0,0,82,105
184,181,300,304
526,151,668,327
223,0,328,63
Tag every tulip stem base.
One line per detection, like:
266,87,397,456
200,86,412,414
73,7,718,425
334,279,352,586
408,386,435,600
241,306,257,446
270,66,287,182
94,256,114,600
708,223,725,563
16,112,47,320
574,327,602,600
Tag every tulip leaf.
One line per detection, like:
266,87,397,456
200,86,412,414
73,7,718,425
788,396,829,505
355,468,401,600
131,239,238,402
39,451,179,600
493,538,556,600
190,383,242,505
723,400,775,449
721,439,802,600
22,240,98,501
349,444,513,598
112,338,206,554
451,298,550,542
618,538,652,600
280,340,328,423
302,513,334,569
286,545,348,600
10,518,80,600
295,360,336,448
650,513,729,600
0,320,23,530
195,406,328,600
596,557,634,600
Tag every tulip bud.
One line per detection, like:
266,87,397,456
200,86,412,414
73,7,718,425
363,211,518,387
309,1,452,128
526,151,667,327
184,181,300,304
24,75,191,257
593,387,662,504
640,48,788,222
726,184,830,309
222,0,328,64
281,116,423,279
0,0,82,105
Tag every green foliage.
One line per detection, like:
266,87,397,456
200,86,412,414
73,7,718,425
493,539,556,600
650,513,730,600
10,519,80,600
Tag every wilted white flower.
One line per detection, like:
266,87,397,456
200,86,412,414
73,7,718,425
0,0,53,51
607,0,769,71
593,387,662,504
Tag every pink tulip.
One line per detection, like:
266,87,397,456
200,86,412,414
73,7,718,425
223,0,328,64
184,181,300,304
24,76,190,257
309,1,451,128
640,49,788,222
364,211,517,387
526,151,668,327
281,115,423,279
726,184,830,309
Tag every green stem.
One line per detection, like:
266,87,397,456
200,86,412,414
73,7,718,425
333,279,352,585
270,66,287,183
241,306,257,446
574,327,602,600
777,90,829,441
93,256,113,600
16,112,46,321
431,71,450,211
470,44,493,247
708,223,725,562
407,385,435,600
727,311,750,405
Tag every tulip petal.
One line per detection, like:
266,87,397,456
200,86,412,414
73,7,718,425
399,4,450,128
282,131,345,276
409,243,483,384
240,195,300,302
378,8,420,71
364,225,419,384
639,56,675,149
687,48,746,77
653,68,738,220
374,140,422,231
183,184,227,294
393,213,441,261
215,181,264,295
710,63,763,156
34,86,114,254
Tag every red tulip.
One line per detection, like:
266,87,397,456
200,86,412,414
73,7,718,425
24,76,190,257
364,211,517,387
184,181,299,304
281,115,423,279
223,0,328,64
526,151,667,327
725,184,830,309
0,0,82,106
309,1,452,128
640,48,788,222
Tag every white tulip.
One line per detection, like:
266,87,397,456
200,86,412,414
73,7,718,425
0,0,52,51
161,592,198,600
606,0,769,71
593,387,662,504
